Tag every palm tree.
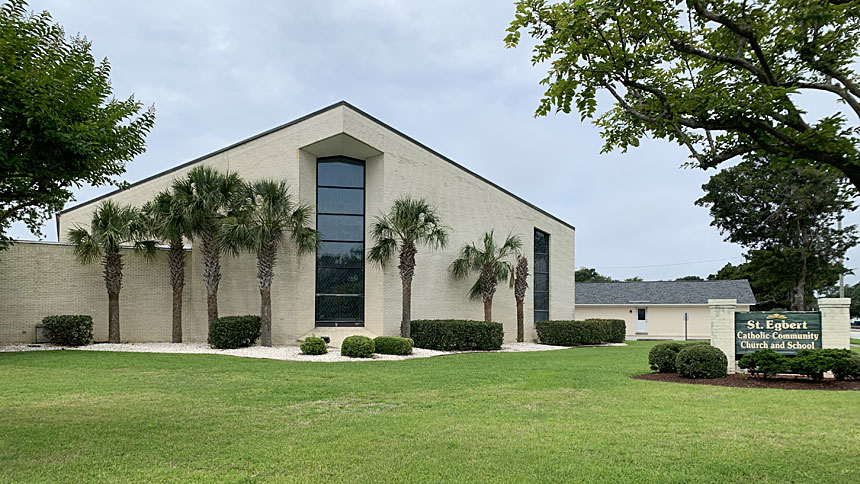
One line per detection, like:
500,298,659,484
68,200,155,343
221,180,319,346
512,255,529,342
141,190,191,343
171,165,243,323
367,197,449,338
450,231,522,323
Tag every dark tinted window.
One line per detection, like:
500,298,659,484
315,295,364,321
317,242,364,268
316,268,364,294
534,229,549,324
317,214,364,242
318,159,363,187
318,187,363,215
316,156,365,325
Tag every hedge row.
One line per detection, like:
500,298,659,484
208,315,261,349
535,319,625,346
411,320,503,351
42,315,93,347
740,348,860,381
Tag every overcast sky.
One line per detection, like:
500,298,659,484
7,0,860,284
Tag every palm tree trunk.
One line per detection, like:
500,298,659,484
399,243,417,338
103,252,123,344
483,297,493,323
172,286,183,343
402,275,412,338
257,243,277,347
201,229,221,323
108,291,120,343
516,299,524,342
260,287,272,346
168,242,185,343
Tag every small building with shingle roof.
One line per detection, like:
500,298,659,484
575,280,756,340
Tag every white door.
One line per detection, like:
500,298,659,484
636,308,648,334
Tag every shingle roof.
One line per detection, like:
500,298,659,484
576,280,756,305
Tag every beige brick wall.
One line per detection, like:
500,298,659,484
0,241,194,343
30,104,576,345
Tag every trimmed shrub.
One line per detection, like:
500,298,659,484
833,353,860,381
42,315,93,347
373,336,413,355
648,342,685,373
676,344,727,379
411,320,503,351
790,348,854,382
738,349,789,378
209,315,261,349
341,335,375,358
300,337,328,355
536,319,626,346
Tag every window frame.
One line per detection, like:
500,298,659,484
315,156,366,327
533,228,550,324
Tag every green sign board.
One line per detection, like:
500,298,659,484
734,311,821,355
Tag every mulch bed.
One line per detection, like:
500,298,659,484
632,372,860,391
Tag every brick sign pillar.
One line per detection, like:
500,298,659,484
818,297,851,349
709,298,738,374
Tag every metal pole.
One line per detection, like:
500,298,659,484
839,218,845,298
684,312,688,341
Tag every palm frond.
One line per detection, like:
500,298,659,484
67,226,101,264
467,279,483,301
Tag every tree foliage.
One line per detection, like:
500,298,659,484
367,197,449,337
450,231,522,322
698,156,856,310
220,179,319,346
506,0,860,191
575,267,616,282
0,0,154,247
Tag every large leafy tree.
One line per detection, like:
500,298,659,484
506,0,860,191
450,231,523,323
699,156,856,310
68,200,154,343
221,180,319,347
141,190,191,343
367,197,449,338
172,166,243,323
0,0,154,248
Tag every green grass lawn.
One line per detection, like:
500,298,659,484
851,338,860,345
1,342,857,483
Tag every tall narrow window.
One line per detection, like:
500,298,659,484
316,156,364,326
534,229,549,323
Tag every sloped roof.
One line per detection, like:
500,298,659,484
57,101,574,231
576,280,756,305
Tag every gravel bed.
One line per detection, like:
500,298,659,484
0,341,623,362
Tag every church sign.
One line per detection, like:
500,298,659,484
734,311,822,355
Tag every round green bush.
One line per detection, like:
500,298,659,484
300,337,328,355
209,315,261,349
373,336,413,355
341,335,374,358
42,315,93,346
648,342,685,373
676,344,727,379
